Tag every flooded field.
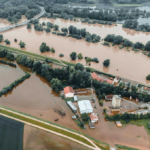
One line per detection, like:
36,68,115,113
23,124,89,150
1,18,150,84
0,65,25,91
0,64,150,149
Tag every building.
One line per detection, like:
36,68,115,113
112,95,121,109
78,100,93,114
67,101,77,112
74,95,78,101
116,121,122,127
141,87,150,95
64,86,74,98
105,95,113,101
91,72,113,84
89,122,95,129
90,113,98,123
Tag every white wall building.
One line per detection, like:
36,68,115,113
67,101,77,112
78,100,93,114
112,95,121,109
64,86,74,98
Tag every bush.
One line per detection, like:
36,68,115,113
27,23,31,29
99,100,103,106
147,122,150,129
51,47,55,53
75,63,84,71
78,53,83,59
104,34,115,42
103,42,110,46
103,59,110,67
113,35,123,45
81,113,90,122
14,39,17,42
133,42,144,50
59,54,64,57
123,39,133,47
4,39,10,45
40,43,50,53
145,41,150,51
70,52,77,60
92,57,99,63
146,74,150,80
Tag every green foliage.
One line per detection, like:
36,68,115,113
113,35,123,45
70,52,77,60
6,52,15,61
39,42,50,53
146,74,150,80
99,100,103,106
145,41,150,51
34,24,43,31
103,108,107,114
42,22,46,26
61,28,68,33
50,78,63,93
75,63,84,71
14,38,17,42
77,53,83,59
51,47,55,53
81,113,90,122
59,54,64,57
27,23,31,29
115,144,140,150
92,57,99,63
18,41,26,48
0,34,3,42
147,122,150,129
123,19,138,29
0,60,16,67
103,42,110,46
123,39,133,47
44,27,51,33
104,34,115,42
54,25,59,31
133,42,144,50
4,39,10,45
103,59,110,67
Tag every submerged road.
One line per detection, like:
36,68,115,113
0,6,45,33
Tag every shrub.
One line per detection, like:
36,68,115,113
14,39,17,42
78,53,83,59
147,122,150,129
104,34,115,42
70,52,77,60
51,47,55,53
99,100,103,106
92,57,99,63
146,74,150,80
145,41,150,51
59,54,64,57
113,35,123,45
103,59,110,67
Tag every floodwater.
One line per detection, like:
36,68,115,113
1,18,150,84
0,64,25,91
0,64,150,149
23,124,89,150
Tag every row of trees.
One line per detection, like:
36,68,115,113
0,49,15,61
0,73,30,97
123,19,150,32
0,60,16,67
104,34,150,51
105,112,150,123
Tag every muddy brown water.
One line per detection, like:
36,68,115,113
23,124,89,150
1,18,150,85
0,65,150,149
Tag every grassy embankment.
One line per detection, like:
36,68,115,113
115,144,140,150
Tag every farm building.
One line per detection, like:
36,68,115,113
78,100,93,114
64,86,74,98
90,113,98,123
67,101,77,112
105,95,113,101
74,95,78,101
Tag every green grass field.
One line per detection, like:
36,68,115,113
115,144,140,150
0,115,24,150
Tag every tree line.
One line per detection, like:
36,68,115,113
0,73,30,97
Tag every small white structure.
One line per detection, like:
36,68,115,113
112,95,121,109
74,95,78,101
113,76,120,83
78,100,93,114
89,122,95,129
90,113,98,123
64,86,74,98
67,101,77,112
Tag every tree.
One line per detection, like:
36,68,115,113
99,100,103,106
0,34,3,42
92,57,99,63
54,25,59,31
59,54,64,57
145,41,150,51
75,63,84,71
113,35,123,45
50,78,63,93
77,53,83,59
86,57,92,65
146,74,150,80
104,34,115,42
27,23,31,29
4,39,10,45
14,39,17,42
103,59,110,67
70,52,77,60
81,113,90,122
133,42,144,50
123,39,133,47
147,122,150,129
19,41,26,48
42,22,46,26
51,47,55,53
40,43,50,53
103,108,107,114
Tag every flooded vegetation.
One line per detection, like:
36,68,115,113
1,18,150,84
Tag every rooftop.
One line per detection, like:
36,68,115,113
64,86,74,94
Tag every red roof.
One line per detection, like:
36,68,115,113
91,72,113,84
90,113,98,121
64,86,74,95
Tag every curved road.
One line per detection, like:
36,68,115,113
0,6,45,33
